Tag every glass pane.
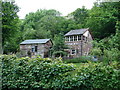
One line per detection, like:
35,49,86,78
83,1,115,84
70,36,73,41
35,46,37,52
72,50,76,54
74,36,77,41
78,35,81,40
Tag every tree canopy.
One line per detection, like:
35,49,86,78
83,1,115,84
2,0,120,54
2,1,20,53
85,2,120,39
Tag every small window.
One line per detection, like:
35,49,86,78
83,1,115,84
35,46,37,52
31,46,37,52
83,36,85,41
71,49,76,55
83,36,87,42
86,37,87,42
32,47,35,52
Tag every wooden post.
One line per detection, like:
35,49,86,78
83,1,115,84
69,36,70,41
77,35,78,41
73,36,74,41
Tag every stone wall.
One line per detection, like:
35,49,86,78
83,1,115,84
20,41,52,58
65,32,93,58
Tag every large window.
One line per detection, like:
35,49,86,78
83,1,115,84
78,35,81,40
70,36,73,41
74,36,77,41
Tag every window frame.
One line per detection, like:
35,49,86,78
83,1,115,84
78,35,81,40
71,49,76,55
31,45,38,52
35,46,38,52
70,36,73,41
74,35,77,41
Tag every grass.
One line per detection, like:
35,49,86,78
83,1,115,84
63,56,94,64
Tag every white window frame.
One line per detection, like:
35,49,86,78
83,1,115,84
74,35,77,41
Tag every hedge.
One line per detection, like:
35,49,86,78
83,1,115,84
1,55,120,89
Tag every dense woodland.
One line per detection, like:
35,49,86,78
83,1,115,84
2,1,120,55
1,0,120,89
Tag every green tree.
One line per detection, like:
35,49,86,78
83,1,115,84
85,2,119,39
21,9,79,40
51,34,67,57
21,9,62,39
2,1,20,53
109,21,120,50
70,6,89,24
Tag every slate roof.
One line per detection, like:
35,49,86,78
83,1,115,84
64,28,89,36
20,39,50,44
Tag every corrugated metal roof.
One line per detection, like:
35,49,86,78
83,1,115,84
20,39,50,44
64,28,89,36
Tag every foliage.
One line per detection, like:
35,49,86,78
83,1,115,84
2,55,120,89
2,55,75,89
2,1,120,54
90,39,120,62
20,9,78,40
109,21,120,50
51,34,68,57
2,1,20,53
76,62,120,89
90,20,120,62
63,56,92,63
52,51,67,57
85,2,119,39
90,47,103,57
70,6,89,24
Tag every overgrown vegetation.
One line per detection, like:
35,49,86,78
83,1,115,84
2,1,120,55
63,56,92,63
90,21,120,63
1,0,120,89
1,55,120,89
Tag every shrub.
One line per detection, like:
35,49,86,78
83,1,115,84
77,62,120,89
1,55,76,89
103,48,120,62
90,47,103,57
1,55,120,89
63,56,92,63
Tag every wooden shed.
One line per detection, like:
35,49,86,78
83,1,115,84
20,39,53,58
64,28,93,58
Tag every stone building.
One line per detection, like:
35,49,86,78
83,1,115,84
20,39,53,58
64,28,93,58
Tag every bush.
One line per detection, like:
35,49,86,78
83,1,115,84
63,56,92,63
76,62,120,89
103,48,120,62
1,55,120,89
1,55,76,89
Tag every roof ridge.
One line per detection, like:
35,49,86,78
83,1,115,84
20,39,50,44
64,28,89,36
25,38,50,40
